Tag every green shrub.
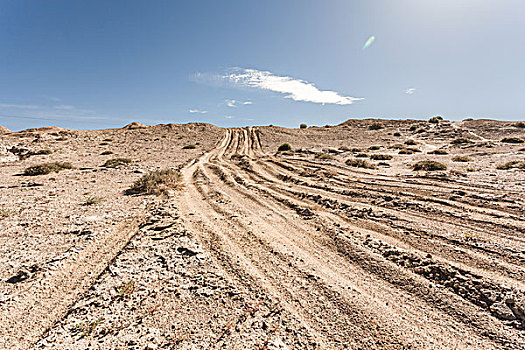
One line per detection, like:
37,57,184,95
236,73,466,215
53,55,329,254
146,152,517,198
300,123,307,129
277,143,292,152
127,169,182,195
370,154,393,160
412,160,447,171
103,158,132,168
501,137,524,144
429,116,443,123
346,158,376,169
23,162,74,176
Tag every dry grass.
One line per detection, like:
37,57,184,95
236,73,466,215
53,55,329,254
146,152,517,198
412,160,447,171
103,158,132,168
496,161,525,170
346,158,376,169
126,169,182,195
370,154,393,160
23,162,74,176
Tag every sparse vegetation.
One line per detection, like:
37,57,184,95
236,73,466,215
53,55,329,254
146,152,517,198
496,161,525,170
369,122,384,130
429,116,443,123
393,132,401,137
103,158,132,168
23,162,74,176
346,158,376,169
356,153,368,158
409,125,417,131
277,143,292,152
83,196,104,206
338,146,351,152
99,142,109,146
501,137,524,144
370,154,393,160
452,155,471,162
404,139,417,145
451,138,472,145
315,153,334,160
412,160,447,171
513,122,525,128
300,123,307,129
369,145,381,150
182,144,197,149
100,150,113,155
428,149,448,155
126,169,182,195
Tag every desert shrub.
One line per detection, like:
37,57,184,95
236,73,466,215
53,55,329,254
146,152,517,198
399,148,415,154
83,196,104,206
103,138,113,142
101,151,114,155
369,122,384,130
103,158,132,168
315,153,334,160
369,145,381,150
0,209,10,219
452,155,471,162
277,143,292,152
127,169,182,195
346,158,376,169
300,123,307,129
388,143,404,149
412,160,447,171
23,162,73,176
350,148,362,153
393,132,401,137
339,146,351,152
496,161,525,170
501,137,524,144
409,125,417,131
33,149,53,155
404,139,417,145
356,153,368,158
370,154,393,160
99,142,109,146
513,122,525,128
428,116,443,123
451,138,472,145
428,149,448,155
182,144,197,149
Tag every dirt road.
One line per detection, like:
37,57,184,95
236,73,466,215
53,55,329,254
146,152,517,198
176,127,524,349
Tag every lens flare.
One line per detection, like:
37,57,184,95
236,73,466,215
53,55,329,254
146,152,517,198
362,36,375,50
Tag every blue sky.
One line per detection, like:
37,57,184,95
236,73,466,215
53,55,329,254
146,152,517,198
1,0,524,130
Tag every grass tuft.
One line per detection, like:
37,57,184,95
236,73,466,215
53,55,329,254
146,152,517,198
346,158,376,169
412,160,447,171
127,169,182,195
103,158,132,168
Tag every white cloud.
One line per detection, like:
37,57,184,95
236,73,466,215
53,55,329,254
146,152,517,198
225,99,252,108
225,115,233,119
54,105,75,110
243,101,253,105
405,88,416,94
0,103,40,109
189,109,208,114
223,68,363,105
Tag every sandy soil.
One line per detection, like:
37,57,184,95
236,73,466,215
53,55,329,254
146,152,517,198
1,119,524,349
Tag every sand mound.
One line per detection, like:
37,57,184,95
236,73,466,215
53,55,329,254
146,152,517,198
123,122,148,129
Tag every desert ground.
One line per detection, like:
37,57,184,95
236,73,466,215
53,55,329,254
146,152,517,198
0,119,524,349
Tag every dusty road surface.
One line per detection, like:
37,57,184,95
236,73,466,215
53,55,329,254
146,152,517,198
1,120,525,349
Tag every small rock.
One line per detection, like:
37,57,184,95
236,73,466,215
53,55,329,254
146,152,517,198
490,301,516,320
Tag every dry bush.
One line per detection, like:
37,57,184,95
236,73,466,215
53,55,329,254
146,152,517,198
496,161,525,170
346,158,376,169
513,122,525,128
300,123,307,129
23,162,74,176
369,145,381,150
451,138,472,145
277,143,292,152
127,169,182,195
452,155,471,162
182,144,197,149
429,116,443,123
369,122,383,130
370,154,393,160
501,137,524,144
103,158,132,168
404,139,418,145
100,150,114,155
356,153,368,158
412,160,447,171
315,153,334,160
393,132,401,137
428,149,448,155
